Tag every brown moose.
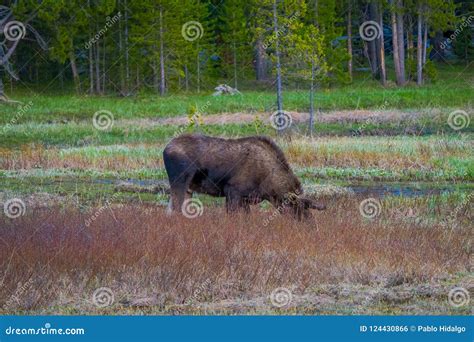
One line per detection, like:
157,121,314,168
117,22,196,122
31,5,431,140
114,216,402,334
163,134,325,220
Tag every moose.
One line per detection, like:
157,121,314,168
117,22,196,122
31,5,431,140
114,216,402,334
163,134,325,220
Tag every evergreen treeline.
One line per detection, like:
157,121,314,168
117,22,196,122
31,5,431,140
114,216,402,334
0,0,472,98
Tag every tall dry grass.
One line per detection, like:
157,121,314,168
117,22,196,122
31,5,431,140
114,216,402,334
2,136,471,172
0,198,470,314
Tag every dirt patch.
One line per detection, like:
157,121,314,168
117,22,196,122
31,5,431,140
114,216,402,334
0,192,69,210
119,109,440,127
170,282,461,315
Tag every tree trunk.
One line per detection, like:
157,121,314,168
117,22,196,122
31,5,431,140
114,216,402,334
375,3,386,85
396,0,405,84
102,37,106,93
422,22,428,64
233,40,238,89
347,0,353,81
406,15,414,81
273,0,283,116
255,37,267,81
309,60,315,136
432,31,445,61
124,0,130,95
152,56,158,93
159,7,165,96
69,52,81,94
89,38,94,94
416,7,423,85
184,64,189,92
197,42,200,93
118,0,125,94
407,15,413,59
368,3,378,78
95,36,101,94
391,1,402,86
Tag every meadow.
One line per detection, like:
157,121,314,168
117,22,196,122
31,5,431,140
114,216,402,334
0,66,472,315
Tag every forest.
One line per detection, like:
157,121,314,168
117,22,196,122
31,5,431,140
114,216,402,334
0,0,473,101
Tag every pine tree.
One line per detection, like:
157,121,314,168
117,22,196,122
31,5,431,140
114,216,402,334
219,0,251,89
453,20,474,63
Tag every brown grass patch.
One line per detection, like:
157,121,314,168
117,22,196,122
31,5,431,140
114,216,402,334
2,136,469,172
154,109,436,126
0,199,470,314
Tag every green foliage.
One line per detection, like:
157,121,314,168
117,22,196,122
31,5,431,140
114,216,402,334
2,0,464,96
422,59,438,81
452,19,474,62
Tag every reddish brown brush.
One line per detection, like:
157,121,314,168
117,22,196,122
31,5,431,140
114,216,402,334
0,200,470,314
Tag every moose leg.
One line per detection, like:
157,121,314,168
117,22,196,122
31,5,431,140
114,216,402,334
168,185,186,214
224,187,244,213
167,175,193,215
240,198,252,213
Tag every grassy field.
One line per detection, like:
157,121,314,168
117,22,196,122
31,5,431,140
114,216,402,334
0,198,471,315
1,64,472,126
0,64,472,315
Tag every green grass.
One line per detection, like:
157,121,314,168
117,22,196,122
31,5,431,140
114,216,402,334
1,63,472,125
1,118,472,148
